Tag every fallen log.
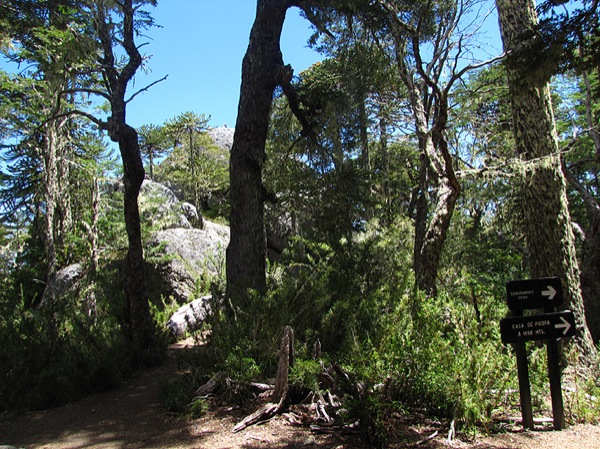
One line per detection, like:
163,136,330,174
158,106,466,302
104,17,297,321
233,396,285,432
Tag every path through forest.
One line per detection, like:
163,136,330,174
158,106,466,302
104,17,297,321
1,340,599,449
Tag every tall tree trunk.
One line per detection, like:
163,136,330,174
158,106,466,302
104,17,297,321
496,0,597,359
562,159,600,343
581,210,600,343
42,119,60,301
406,89,460,296
95,0,156,362
578,70,600,342
227,0,290,303
118,122,154,356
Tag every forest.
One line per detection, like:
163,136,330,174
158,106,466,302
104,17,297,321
0,0,599,446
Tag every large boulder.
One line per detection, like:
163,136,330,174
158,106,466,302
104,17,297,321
208,126,234,151
146,221,229,303
140,180,203,230
41,263,85,305
166,296,211,338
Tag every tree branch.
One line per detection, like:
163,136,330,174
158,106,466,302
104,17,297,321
125,74,168,104
295,2,334,39
60,88,111,101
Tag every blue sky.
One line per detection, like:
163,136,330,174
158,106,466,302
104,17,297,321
0,1,501,131
128,1,502,131
127,1,322,129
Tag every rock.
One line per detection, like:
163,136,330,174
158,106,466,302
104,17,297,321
102,178,124,194
208,126,234,151
55,263,84,289
141,179,179,205
181,202,203,229
41,263,84,305
166,296,211,337
146,221,230,303
139,180,203,230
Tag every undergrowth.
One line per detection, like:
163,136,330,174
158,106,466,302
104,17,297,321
178,226,600,446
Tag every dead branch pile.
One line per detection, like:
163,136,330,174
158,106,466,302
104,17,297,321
191,326,376,434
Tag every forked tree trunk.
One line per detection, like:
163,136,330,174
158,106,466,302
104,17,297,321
383,1,461,296
496,0,597,359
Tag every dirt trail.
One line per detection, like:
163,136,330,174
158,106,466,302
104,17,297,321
1,340,599,449
0,340,363,449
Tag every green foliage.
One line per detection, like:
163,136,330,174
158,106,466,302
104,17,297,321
154,115,230,221
289,358,322,392
0,273,130,412
158,375,208,418
223,348,262,390
138,124,170,180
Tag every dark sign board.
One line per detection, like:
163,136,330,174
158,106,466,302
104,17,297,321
500,310,576,344
506,277,563,310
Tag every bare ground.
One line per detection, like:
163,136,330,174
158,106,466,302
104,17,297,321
1,340,599,449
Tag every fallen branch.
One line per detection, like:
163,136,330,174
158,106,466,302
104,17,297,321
233,397,285,433
195,372,223,396
411,430,439,447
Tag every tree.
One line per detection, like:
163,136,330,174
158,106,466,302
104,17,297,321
164,111,210,207
75,0,160,362
495,0,597,358
138,124,168,180
0,0,97,304
537,1,600,343
155,117,229,216
369,0,499,295
226,0,294,302
556,71,600,343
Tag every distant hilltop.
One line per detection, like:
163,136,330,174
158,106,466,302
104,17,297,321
208,126,234,151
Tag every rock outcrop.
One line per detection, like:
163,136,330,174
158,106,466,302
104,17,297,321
146,220,229,304
99,176,229,311
166,296,211,337
140,180,203,230
208,126,234,151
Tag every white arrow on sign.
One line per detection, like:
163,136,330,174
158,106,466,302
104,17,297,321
555,316,572,336
542,285,557,300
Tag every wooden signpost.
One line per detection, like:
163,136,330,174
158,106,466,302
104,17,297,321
500,277,576,431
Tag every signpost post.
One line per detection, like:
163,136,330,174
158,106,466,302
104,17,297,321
501,277,575,431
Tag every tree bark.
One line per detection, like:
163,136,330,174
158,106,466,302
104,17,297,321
563,159,600,343
577,70,600,342
94,0,155,361
581,210,600,343
226,0,291,303
118,122,154,355
496,0,597,359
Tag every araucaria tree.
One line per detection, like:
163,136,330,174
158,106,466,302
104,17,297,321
227,0,359,302
495,0,597,359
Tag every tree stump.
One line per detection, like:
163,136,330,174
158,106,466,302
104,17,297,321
233,326,294,432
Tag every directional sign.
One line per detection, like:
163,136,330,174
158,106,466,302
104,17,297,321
506,277,563,310
500,310,576,344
